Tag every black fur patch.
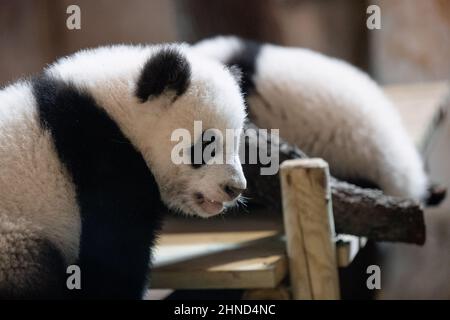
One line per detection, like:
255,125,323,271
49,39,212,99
135,47,191,102
33,75,165,299
425,184,447,206
190,131,217,169
225,39,262,96
228,65,243,86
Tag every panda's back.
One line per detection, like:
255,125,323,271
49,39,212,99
0,44,172,266
0,81,80,264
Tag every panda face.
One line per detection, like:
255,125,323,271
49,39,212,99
132,47,247,217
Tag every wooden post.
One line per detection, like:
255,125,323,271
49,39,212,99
280,158,340,300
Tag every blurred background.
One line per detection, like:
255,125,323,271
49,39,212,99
1,0,450,299
0,0,449,86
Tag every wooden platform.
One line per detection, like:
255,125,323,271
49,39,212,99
151,81,449,291
151,214,286,289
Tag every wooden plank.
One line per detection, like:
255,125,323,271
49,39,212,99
336,235,367,268
280,158,340,300
151,215,288,289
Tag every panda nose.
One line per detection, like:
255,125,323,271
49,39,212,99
224,184,245,200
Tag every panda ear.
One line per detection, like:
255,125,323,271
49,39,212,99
229,65,243,86
136,47,191,103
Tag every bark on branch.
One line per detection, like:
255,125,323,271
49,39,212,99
242,122,425,245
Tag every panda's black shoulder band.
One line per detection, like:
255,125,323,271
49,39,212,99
136,47,191,102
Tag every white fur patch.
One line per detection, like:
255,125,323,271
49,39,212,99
0,81,80,264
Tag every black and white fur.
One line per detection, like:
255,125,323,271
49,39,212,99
0,44,247,299
194,36,444,205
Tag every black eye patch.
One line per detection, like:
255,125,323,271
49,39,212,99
190,131,217,168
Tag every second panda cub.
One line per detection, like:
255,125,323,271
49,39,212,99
0,44,247,299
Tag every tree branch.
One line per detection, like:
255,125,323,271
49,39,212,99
242,122,425,245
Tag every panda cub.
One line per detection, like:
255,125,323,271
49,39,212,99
194,36,444,205
0,44,247,299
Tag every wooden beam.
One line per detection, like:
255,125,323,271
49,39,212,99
280,159,340,300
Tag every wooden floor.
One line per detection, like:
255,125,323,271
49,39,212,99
151,81,449,291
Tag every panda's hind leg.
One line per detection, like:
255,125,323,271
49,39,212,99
0,214,66,299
